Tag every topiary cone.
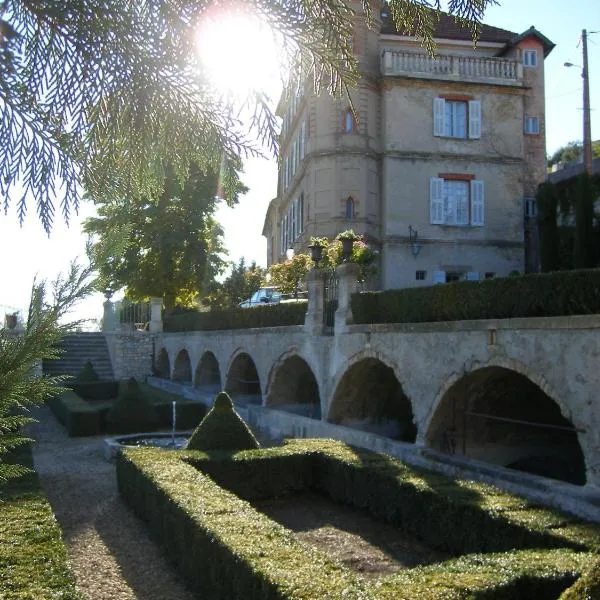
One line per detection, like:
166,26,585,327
75,360,99,383
185,391,260,452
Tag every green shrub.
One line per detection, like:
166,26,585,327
559,558,600,599
352,269,600,324
74,360,99,382
0,446,83,599
105,378,160,434
48,383,206,436
185,392,259,452
71,380,119,400
118,445,597,600
164,302,307,332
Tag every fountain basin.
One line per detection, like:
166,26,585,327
104,431,193,461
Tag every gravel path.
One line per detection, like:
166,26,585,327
28,406,198,600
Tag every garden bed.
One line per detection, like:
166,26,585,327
0,446,82,600
117,439,599,599
47,381,205,436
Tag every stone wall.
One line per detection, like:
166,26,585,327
105,332,155,381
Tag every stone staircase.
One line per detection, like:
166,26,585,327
43,332,114,380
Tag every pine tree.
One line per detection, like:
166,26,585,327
0,0,495,232
0,261,95,484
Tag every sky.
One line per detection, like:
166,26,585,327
0,0,598,324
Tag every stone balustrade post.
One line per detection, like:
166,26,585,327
334,262,360,334
304,268,326,336
102,299,115,332
149,297,163,333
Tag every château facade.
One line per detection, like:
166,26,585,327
262,3,554,288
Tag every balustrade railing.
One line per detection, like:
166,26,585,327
382,50,522,83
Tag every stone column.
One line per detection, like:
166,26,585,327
102,300,115,332
304,269,326,335
334,262,360,333
149,297,163,333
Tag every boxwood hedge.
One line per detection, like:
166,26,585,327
0,447,82,600
352,269,600,325
47,382,206,436
164,302,307,332
117,440,599,599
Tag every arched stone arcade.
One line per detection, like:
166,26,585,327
172,349,192,383
225,352,262,404
328,358,416,442
266,355,321,419
155,348,170,379
426,366,586,485
194,351,222,392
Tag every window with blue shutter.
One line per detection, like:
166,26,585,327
430,177,444,224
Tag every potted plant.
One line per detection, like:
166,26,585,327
307,236,327,266
336,229,357,261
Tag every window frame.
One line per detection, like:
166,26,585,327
524,116,540,135
523,49,538,67
430,176,485,227
433,97,481,139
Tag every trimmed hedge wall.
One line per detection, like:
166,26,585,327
70,380,120,400
352,269,600,324
117,440,599,599
47,382,206,436
0,447,82,599
164,302,307,332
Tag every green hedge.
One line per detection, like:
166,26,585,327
183,440,600,555
164,302,307,332
117,440,598,599
352,269,600,324
70,380,120,400
0,447,82,599
48,383,206,436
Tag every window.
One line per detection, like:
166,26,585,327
524,116,540,134
344,109,355,133
345,197,355,219
299,120,306,160
523,49,538,67
433,98,481,139
524,197,537,218
446,272,461,282
415,270,426,281
485,272,496,279
430,177,485,226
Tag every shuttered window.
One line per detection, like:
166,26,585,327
433,98,481,139
430,177,485,226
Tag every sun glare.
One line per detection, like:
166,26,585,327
195,7,283,101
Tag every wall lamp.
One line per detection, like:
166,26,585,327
408,225,422,257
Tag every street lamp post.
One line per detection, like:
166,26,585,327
565,29,593,174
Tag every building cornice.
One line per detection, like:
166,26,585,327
384,236,524,249
383,150,522,165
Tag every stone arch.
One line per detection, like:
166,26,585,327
194,351,222,391
155,348,170,379
265,351,321,419
328,353,416,442
426,363,586,485
172,349,192,383
225,351,262,404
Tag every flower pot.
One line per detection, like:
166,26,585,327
308,243,324,266
341,237,354,261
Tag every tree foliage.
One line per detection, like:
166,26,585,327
269,253,313,295
202,258,267,310
85,165,241,308
0,0,496,232
573,171,597,269
0,261,95,484
548,140,600,167
536,182,560,272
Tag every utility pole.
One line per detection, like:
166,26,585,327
582,29,593,174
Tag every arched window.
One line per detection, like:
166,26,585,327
345,197,355,219
344,109,355,133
